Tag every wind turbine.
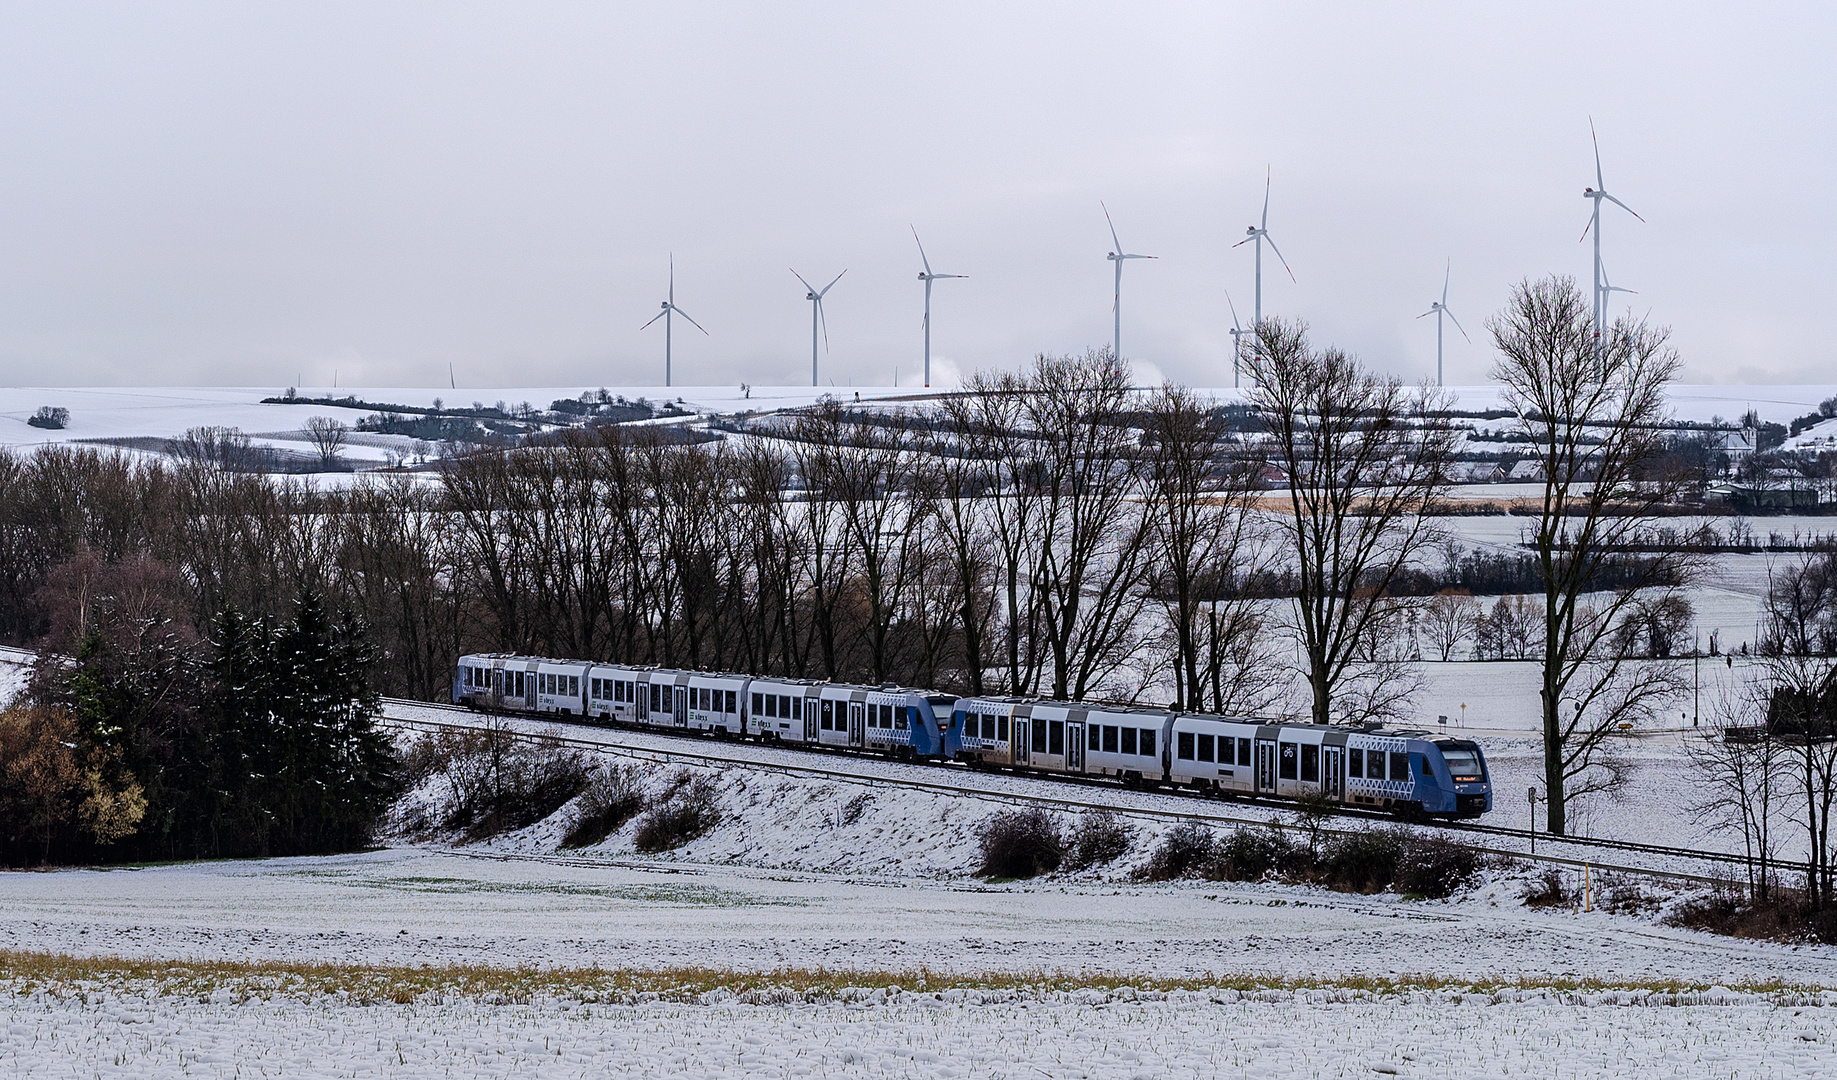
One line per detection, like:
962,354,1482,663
1232,168,1295,335
1580,119,1644,336
1416,261,1469,387
791,268,846,387
1600,258,1638,321
639,257,706,388
913,227,965,389
1102,203,1156,360
1225,290,1250,389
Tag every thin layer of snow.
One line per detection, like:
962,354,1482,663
4,981,1833,1079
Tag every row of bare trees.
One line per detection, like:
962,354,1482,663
0,274,1702,838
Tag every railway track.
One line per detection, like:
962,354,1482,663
380,697,1785,887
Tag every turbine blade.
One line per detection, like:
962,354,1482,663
1102,201,1125,255
791,268,817,293
1231,235,1257,249
1444,308,1471,343
911,225,933,276
1441,259,1450,305
673,305,709,334
1261,166,1271,230
1264,233,1296,282
640,308,668,330
1603,192,1645,222
1579,211,1595,244
820,269,847,296
1591,117,1605,191
1224,289,1242,330
1416,308,1437,320
817,298,830,351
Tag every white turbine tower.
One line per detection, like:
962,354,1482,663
1232,168,1295,335
791,268,846,387
913,227,965,389
1225,290,1250,389
638,257,706,388
1580,120,1644,336
1102,203,1155,360
1416,261,1469,387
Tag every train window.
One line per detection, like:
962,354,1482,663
1030,718,1046,754
999,716,1009,741
726,690,737,714
1300,744,1319,782
1049,721,1064,755
1238,737,1250,764
1178,731,1194,760
1121,727,1137,755
1349,748,1364,777
1197,734,1214,762
1088,724,1099,751
1103,726,1118,753
985,714,998,740
895,708,907,731
777,695,789,719
570,676,579,696
1141,730,1156,757
1218,735,1234,766
1279,743,1298,780
1390,752,1410,781
752,692,763,715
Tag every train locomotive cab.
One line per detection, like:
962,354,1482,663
454,653,540,714
856,687,950,761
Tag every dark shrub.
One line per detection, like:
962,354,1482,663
27,406,69,430
1063,809,1134,871
976,808,1064,879
1322,827,1407,893
1210,824,1296,881
1135,822,1215,881
438,726,593,840
1395,834,1481,898
562,762,646,849
632,770,723,852
1519,865,1573,908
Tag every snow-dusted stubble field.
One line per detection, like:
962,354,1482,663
6,981,1836,1079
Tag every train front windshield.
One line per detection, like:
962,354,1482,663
1441,743,1485,782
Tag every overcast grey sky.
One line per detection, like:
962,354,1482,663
0,2,1830,390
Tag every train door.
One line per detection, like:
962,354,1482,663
636,679,649,721
1012,709,1029,766
489,667,504,711
1066,722,1085,773
849,702,865,746
1255,738,1276,793
673,684,687,727
804,698,817,742
1323,746,1344,802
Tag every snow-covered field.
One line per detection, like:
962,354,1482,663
5,972,1834,1079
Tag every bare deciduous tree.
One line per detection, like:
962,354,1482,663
303,416,349,469
1490,275,1695,834
1422,590,1480,661
1244,319,1457,725
1687,681,1785,903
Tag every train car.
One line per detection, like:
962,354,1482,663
531,658,594,718
949,696,1028,766
1167,716,1491,818
453,653,541,713
751,678,823,743
859,687,954,760
1077,705,1173,784
682,671,749,736
584,663,656,724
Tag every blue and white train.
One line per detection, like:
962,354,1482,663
454,653,1492,818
